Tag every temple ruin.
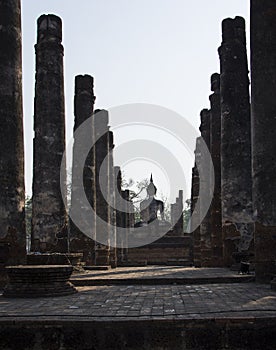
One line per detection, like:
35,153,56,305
1,1,276,348
0,0,276,289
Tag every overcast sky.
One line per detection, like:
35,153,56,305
21,1,250,202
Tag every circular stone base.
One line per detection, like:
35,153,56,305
3,265,77,298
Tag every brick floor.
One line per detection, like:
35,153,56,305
0,282,275,321
1,267,276,349
74,266,247,279
71,266,254,285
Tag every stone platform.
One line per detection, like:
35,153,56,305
126,235,192,266
0,266,275,349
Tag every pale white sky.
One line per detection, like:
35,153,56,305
21,0,250,202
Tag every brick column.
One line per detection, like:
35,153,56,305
94,110,110,266
115,167,125,264
0,0,25,267
108,131,117,268
31,15,67,253
251,1,276,282
209,73,223,266
191,137,202,267
218,17,253,266
170,191,183,235
177,190,184,235
199,109,212,266
70,75,96,264
121,189,131,261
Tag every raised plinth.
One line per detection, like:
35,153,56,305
3,265,77,298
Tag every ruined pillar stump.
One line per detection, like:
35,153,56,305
170,190,184,235
3,265,77,298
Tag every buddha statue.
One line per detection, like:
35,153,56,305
139,174,164,225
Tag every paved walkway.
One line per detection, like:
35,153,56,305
0,283,276,321
0,267,275,322
71,266,254,285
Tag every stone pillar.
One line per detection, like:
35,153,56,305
177,190,184,234
31,15,67,253
0,0,25,267
108,131,117,268
170,203,176,227
251,1,276,282
115,167,125,264
121,189,131,261
190,167,196,264
94,109,110,266
191,137,202,267
209,73,223,266
218,17,253,266
69,75,96,264
199,109,212,266
170,191,183,235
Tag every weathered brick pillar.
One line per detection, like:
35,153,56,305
251,1,276,282
177,190,184,235
94,109,110,265
70,75,96,264
209,73,223,266
170,191,183,235
115,166,125,264
31,15,67,253
218,17,253,266
170,203,176,227
0,0,26,267
190,167,196,264
121,189,131,261
108,131,117,268
199,109,212,266
191,137,202,267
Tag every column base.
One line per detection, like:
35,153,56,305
109,247,117,268
222,223,240,267
95,246,110,266
200,248,213,267
254,222,276,283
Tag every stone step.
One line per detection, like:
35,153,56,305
84,266,111,271
71,274,255,286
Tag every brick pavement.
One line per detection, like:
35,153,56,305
71,266,254,285
75,266,246,279
1,267,276,349
0,283,276,321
